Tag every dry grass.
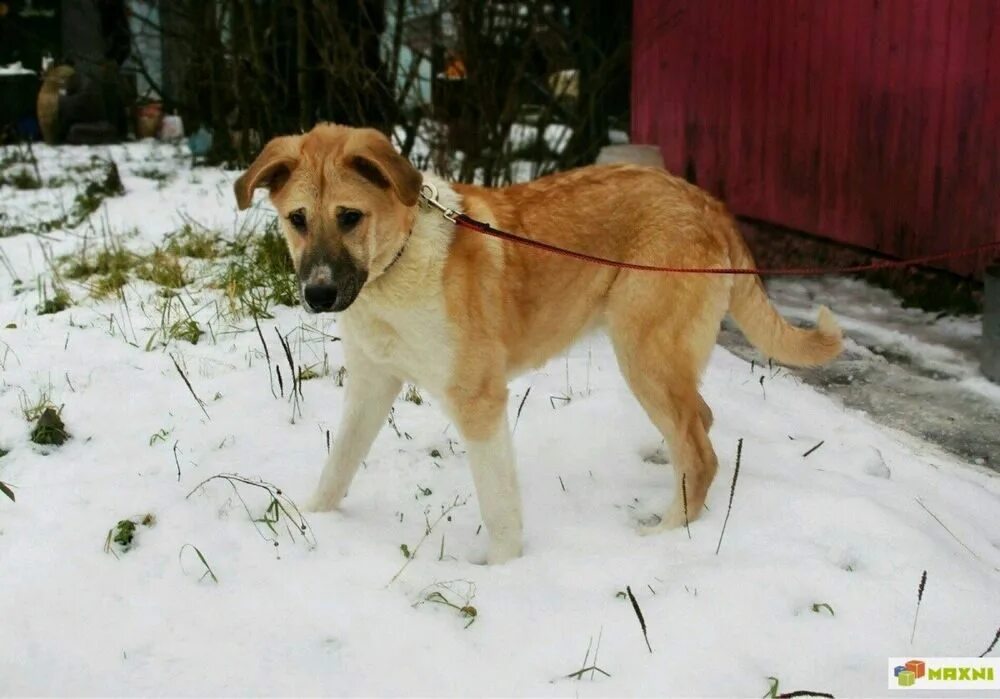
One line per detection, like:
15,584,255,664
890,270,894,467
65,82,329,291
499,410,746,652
135,249,188,289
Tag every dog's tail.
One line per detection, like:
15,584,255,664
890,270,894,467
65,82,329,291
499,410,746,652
726,234,843,367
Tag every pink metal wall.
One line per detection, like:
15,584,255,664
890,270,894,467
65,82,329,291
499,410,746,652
632,0,1000,277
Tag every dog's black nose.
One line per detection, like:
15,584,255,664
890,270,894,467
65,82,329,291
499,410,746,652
304,283,338,312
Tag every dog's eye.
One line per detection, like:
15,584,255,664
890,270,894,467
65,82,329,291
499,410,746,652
337,209,363,230
287,209,307,232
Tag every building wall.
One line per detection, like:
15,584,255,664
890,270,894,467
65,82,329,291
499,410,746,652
632,0,1000,278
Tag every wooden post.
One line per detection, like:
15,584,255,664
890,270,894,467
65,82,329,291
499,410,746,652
984,263,1000,384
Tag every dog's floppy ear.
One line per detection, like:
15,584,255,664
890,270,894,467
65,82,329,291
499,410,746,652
347,129,422,207
234,136,301,210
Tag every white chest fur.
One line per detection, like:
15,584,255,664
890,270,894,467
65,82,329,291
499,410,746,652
338,173,460,395
341,298,454,392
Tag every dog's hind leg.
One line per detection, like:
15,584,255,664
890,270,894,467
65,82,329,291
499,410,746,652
607,272,728,531
698,395,714,432
306,347,401,512
637,380,718,531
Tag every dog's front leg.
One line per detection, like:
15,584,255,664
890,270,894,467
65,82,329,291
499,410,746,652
466,417,523,564
449,383,523,564
307,349,401,512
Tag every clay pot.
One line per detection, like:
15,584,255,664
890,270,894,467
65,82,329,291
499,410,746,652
135,101,163,140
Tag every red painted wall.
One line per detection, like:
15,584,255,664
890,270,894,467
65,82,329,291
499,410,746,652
632,0,1000,278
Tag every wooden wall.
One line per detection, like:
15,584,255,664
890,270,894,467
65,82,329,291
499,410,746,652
632,0,1000,277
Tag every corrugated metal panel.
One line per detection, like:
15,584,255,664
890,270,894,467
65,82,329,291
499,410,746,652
632,0,1000,277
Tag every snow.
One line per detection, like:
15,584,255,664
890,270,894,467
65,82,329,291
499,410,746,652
0,62,35,76
766,277,986,386
1,143,999,697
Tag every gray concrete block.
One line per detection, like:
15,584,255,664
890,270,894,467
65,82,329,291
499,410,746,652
595,144,664,169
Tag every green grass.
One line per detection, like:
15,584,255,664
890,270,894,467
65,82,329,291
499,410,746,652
63,243,137,298
179,544,219,583
73,161,124,220
214,221,296,318
104,513,155,556
185,473,315,551
415,582,479,628
133,167,171,183
169,318,203,345
61,235,142,298
0,149,33,169
90,268,130,297
62,238,191,299
299,364,323,381
404,385,424,405
148,428,172,446
810,602,836,616
20,390,52,422
113,519,136,547
0,169,42,189
146,292,203,348
63,245,136,280
30,406,69,446
19,388,71,445
36,286,72,315
135,249,187,289
0,155,121,238
0,145,42,190
165,224,222,260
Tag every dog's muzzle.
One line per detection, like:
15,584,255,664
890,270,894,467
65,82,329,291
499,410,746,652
303,283,340,312
300,262,367,313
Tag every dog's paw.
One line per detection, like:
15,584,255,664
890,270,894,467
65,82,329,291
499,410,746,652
485,535,523,565
486,546,521,565
639,507,689,535
639,522,667,536
303,492,339,513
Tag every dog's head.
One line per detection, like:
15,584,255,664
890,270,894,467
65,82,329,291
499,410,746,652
234,124,422,313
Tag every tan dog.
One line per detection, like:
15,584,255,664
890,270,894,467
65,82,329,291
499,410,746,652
235,124,842,564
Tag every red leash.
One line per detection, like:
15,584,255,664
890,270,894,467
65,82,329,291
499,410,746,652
420,184,1000,276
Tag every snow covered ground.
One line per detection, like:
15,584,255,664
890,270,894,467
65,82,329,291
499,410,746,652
1,142,999,697
717,278,1000,471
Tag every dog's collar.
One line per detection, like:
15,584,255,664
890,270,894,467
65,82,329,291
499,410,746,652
383,229,412,274
381,181,453,275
